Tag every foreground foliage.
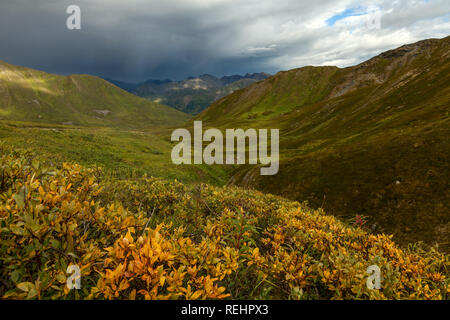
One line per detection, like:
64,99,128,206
0,145,448,299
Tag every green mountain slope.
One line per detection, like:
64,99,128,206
196,36,450,250
0,61,190,128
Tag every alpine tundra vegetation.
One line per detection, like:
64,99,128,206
0,37,449,300
0,145,447,300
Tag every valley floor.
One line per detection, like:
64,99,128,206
0,121,229,186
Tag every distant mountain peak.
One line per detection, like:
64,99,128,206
106,72,271,114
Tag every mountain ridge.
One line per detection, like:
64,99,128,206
106,72,271,115
196,36,450,250
0,60,190,128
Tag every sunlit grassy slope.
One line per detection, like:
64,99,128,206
0,60,230,185
196,36,450,251
0,60,189,128
0,121,228,186
0,146,447,300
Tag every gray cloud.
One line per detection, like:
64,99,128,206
0,0,448,82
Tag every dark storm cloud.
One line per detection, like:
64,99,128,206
0,0,449,82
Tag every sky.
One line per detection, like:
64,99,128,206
0,0,449,82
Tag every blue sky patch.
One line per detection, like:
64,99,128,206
326,7,366,26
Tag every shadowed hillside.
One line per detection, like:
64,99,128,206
196,36,450,251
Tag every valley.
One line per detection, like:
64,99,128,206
0,36,448,300
196,36,450,251
1,37,448,251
